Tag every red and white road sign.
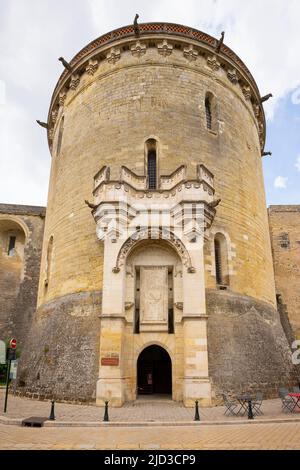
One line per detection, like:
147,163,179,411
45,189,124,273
9,338,17,349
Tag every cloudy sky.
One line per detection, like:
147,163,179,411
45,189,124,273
0,0,299,207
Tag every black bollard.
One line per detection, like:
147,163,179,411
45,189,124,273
194,400,200,421
49,400,56,420
103,401,109,422
247,400,254,420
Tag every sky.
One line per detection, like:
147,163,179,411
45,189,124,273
0,0,299,207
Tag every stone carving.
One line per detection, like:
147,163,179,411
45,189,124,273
174,302,183,310
227,68,239,84
113,228,195,273
157,40,173,57
206,55,220,71
253,103,260,118
261,93,273,103
131,41,146,57
51,109,58,124
125,302,134,310
140,266,168,323
215,31,225,54
58,57,72,71
59,91,67,106
86,59,99,75
70,74,80,90
242,85,252,101
183,45,198,62
133,14,140,38
107,48,121,64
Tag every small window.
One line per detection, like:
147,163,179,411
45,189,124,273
214,233,229,287
205,96,212,130
278,233,290,250
145,139,158,190
8,236,16,256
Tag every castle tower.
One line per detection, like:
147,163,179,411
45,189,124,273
18,23,297,405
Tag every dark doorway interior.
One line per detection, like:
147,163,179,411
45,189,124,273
137,345,172,395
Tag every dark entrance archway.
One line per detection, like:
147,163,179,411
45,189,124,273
137,345,172,395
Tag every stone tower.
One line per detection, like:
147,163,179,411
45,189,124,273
18,22,298,405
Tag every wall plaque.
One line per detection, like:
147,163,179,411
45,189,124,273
101,356,119,366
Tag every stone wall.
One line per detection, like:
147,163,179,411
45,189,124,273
207,289,300,398
268,206,300,340
0,204,45,347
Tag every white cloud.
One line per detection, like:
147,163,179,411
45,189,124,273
295,156,300,171
274,176,288,189
291,87,300,105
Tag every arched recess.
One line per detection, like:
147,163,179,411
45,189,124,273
0,218,27,297
214,232,229,286
113,228,195,273
136,344,172,395
56,116,64,157
44,236,54,289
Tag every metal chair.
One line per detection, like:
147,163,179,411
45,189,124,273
222,393,242,416
278,389,295,413
252,392,263,416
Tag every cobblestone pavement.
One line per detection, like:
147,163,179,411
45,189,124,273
1,422,300,449
1,389,300,423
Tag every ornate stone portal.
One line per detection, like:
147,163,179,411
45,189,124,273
92,163,217,406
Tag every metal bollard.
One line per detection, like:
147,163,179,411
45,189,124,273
194,400,200,421
49,400,56,420
103,401,109,422
247,400,254,420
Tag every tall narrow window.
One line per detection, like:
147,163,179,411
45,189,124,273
214,233,229,287
56,116,64,156
134,268,140,334
45,236,54,289
205,95,212,130
7,236,16,256
145,139,158,190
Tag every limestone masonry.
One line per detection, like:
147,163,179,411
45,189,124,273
0,22,299,405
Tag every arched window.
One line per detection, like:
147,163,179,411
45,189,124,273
205,92,217,132
56,116,64,156
214,233,229,287
145,139,158,190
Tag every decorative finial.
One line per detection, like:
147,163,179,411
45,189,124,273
58,57,72,71
215,31,225,53
261,93,273,103
134,14,140,38
36,120,48,129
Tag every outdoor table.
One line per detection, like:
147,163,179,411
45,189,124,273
288,393,300,412
236,395,255,418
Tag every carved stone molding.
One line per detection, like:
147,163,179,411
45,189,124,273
51,109,58,124
86,59,99,75
107,47,121,64
242,85,252,101
174,302,183,310
206,55,220,71
131,41,146,57
113,228,195,273
157,40,173,57
227,68,239,84
59,91,67,107
70,74,80,90
183,45,198,62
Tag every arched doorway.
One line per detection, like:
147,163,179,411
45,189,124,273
137,345,172,396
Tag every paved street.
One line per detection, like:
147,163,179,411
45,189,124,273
1,389,300,424
1,422,300,450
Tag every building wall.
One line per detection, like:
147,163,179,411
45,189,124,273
268,205,300,340
7,26,299,401
0,204,45,347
